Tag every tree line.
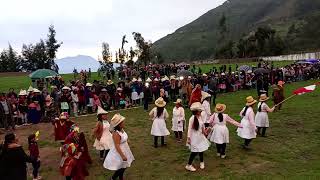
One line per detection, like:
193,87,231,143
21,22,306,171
0,25,62,72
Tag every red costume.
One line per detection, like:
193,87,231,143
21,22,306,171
189,86,202,106
54,119,68,141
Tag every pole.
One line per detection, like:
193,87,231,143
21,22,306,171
275,94,296,107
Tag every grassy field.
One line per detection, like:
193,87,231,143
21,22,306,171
0,61,295,92
1,79,319,179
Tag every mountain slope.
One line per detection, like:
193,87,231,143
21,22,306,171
55,55,100,74
152,0,320,62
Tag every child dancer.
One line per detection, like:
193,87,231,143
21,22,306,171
255,94,275,137
28,133,41,180
208,104,242,158
171,99,185,142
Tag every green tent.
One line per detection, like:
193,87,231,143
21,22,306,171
29,69,58,79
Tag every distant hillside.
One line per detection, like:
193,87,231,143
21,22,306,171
153,0,320,62
55,55,100,74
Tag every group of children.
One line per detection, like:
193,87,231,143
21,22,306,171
148,88,276,172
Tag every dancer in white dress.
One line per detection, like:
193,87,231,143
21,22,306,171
171,99,185,142
104,114,135,180
93,106,113,160
237,96,257,149
185,102,210,172
208,104,242,158
255,94,275,137
149,97,170,147
201,92,211,125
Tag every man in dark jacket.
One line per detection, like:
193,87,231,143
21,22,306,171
208,75,218,105
0,93,14,130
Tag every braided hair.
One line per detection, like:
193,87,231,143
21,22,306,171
192,111,199,131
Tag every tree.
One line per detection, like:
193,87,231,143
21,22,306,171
21,40,49,71
132,32,152,66
101,42,111,63
0,44,21,72
218,13,227,41
46,25,62,72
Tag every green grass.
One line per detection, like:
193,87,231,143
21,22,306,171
1,79,320,179
0,72,103,92
195,61,293,73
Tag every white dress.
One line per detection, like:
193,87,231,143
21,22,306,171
103,130,135,170
131,92,139,101
171,107,185,132
209,113,241,144
255,102,270,127
187,115,210,152
93,121,113,150
201,100,211,123
237,107,257,139
150,107,170,136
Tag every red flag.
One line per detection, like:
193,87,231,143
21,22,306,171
293,85,316,95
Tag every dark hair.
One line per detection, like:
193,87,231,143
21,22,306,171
242,106,249,116
97,114,103,122
192,111,199,131
218,113,223,122
258,102,264,112
4,133,15,150
28,134,36,147
156,107,164,118
114,124,122,132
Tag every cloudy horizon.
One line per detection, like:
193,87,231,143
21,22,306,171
0,0,226,59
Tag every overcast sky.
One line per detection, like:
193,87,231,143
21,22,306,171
0,0,225,59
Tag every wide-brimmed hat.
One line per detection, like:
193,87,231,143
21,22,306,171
155,97,166,107
154,78,159,82
201,91,211,102
174,99,182,104
62,86,71,91
164,76,169,81
138,78,142,82
97,106,108,116
246,96,257,106
33,88,41,93
278,81,285,86
19,90,27,96
132,78,137,82
101,88,107,92
146,77,152,82
86,83,93,87
215,103,226,113
221,73,226,76
170,75,176,80
117,87,123,91
259,94,269,102
202,74,208,77
110,114,125,131
27,86,34,92
190,102,204,112
107,80,114,85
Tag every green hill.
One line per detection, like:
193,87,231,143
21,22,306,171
152,0,320,62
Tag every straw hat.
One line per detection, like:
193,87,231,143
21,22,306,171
221,73,226,76
170,75,176,80
27,86,34,92
259,94,269,102
246,96,257,106
110,114,125,131
155,97,166,107
174,99,182,104
161,77,166,82
138,78,142,82
101,88,107,92
278,81,285,86
154,78,159,82
201,91,211,102
164,76,169,81
202,74,208,77
107,80,114,85
215,103,226,113
146,77,152,82
62,86,71,91
33,88,41,93
86,83,93,87
188,76,192,79
19,90,27,96
97,106,108,116
132,78,137,82
190,102,204,111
